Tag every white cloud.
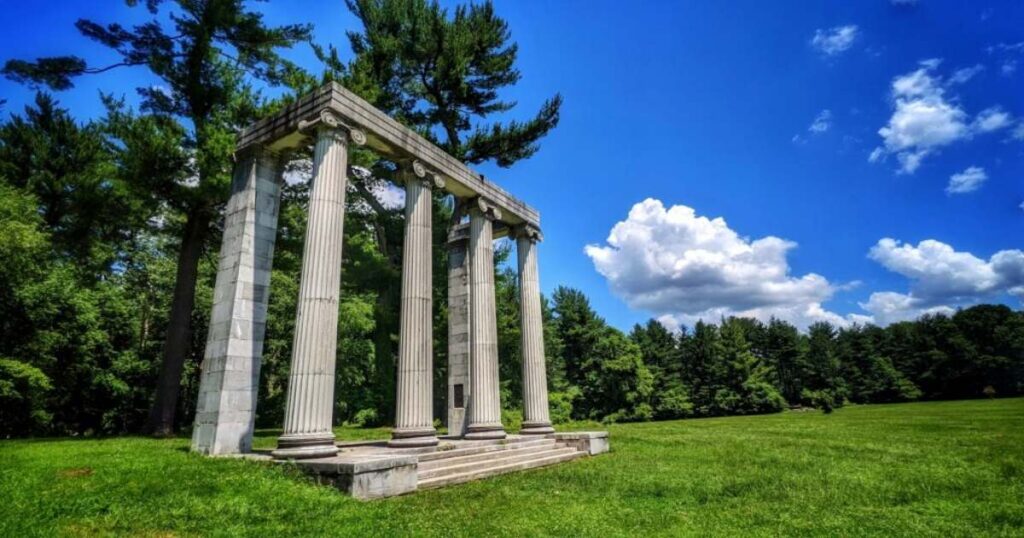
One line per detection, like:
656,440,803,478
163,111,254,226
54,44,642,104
870,60,1012,173
974,107,1012,132
808,109,832,133
810,25,859,56
859,238,1024,325
1013,122,1024,141
946,166,987,194
949,64,984,84
585,198,848,330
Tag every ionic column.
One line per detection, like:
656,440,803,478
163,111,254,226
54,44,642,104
390,162,444,447
465,198,506,440
516,226,554,435
274,111,365,459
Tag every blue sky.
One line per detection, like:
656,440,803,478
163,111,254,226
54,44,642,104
1,0,1022,331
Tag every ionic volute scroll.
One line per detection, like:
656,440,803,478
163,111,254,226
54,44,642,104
298,109,367,146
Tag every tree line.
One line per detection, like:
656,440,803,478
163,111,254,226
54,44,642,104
548,291,1024,423
1,0,1021,438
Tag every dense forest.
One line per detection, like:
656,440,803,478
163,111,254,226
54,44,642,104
1,0,1022,438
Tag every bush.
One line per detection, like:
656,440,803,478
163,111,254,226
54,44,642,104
742,380,787,414
802,388,843,414
501,407,523,431
654,384,694,420
548,388,578,424
350,408,380,427
0,358,52,436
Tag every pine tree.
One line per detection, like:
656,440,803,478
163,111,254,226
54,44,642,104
3,0,311,434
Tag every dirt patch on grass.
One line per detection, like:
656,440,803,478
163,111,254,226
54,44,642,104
58,467,94,478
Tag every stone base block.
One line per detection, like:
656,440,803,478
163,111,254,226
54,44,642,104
554,431,610,456
297,454,418,500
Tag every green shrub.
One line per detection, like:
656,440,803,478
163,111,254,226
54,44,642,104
350,408,380,427
655,384,694,419
0,357,52,436
501,408,523,431
548,388,578,424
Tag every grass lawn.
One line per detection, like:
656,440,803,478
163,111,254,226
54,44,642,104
1,398,1022,537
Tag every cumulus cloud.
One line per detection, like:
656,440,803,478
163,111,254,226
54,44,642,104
946,166,987,194
859,239,1024,325
584,198,848,330
810,25,859,56
870,60,1012,173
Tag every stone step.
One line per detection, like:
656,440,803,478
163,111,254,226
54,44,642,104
415,437,556,463
417,441,562,472
418,446,578,480
417,449,584,490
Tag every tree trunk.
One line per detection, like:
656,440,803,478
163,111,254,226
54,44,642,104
147,210,210,436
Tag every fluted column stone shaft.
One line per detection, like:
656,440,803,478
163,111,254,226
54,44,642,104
390,164,443,447
273,126,350,459
465,200,506,440
517,228,554,434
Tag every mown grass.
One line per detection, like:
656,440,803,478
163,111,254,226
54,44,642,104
1,398,1022,537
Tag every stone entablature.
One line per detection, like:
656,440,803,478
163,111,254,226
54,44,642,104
236,82,539,230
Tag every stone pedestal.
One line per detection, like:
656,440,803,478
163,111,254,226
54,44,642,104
554,431,610,455
274,124,351,459
192,147,282,455
390,164,443,447
464,199,506,440
300,454,418,500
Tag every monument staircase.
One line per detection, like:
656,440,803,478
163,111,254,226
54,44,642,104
408,436,583,489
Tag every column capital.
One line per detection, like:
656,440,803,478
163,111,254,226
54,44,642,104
404,159,446,190
513,224,543,243
468,196,503,221
298,108,367,146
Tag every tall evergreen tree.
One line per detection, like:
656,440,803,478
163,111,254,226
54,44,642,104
3,0,312,434
762,318,803,403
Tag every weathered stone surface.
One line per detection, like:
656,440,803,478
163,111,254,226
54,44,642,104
446,224,470,437
274,125,350,459
192,147,282,456
464,201,505,440
236,82,540,229
391,167,441,447
516,227,554,435
301,454,418,500
554,431,610,455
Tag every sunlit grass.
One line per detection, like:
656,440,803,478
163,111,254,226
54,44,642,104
2,399,1022,536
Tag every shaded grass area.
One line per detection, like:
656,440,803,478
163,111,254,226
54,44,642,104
1,399,1022,536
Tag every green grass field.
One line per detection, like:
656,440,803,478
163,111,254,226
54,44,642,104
2,398,1022,537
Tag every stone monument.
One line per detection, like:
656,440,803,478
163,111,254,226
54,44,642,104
190,82,607,498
